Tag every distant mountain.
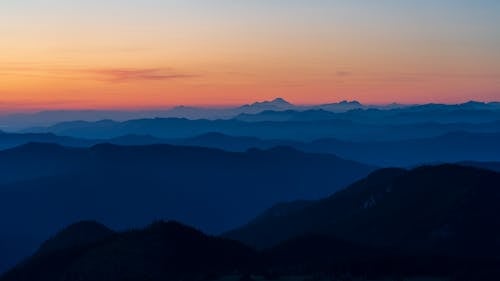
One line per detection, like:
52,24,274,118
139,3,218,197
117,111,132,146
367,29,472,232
304,131,500,166
1,221,255,281
235,109,338,122
0,98,341,131
176,131,500,166
0,143,375,272
0,131,176,150
0,131,92,150
314,100,364,112
24,115,500,141
232,103,500,124
225,164,500,256
2,130,500,167
4,99,499,131
163,131,500,166
238,97,294,113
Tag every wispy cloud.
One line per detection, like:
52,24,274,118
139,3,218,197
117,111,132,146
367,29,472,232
0,64,198,83
84,68,197,82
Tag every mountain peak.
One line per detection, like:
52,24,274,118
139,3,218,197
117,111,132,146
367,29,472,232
339,100,362,106
239,98,294,112
244,98,293,107
271,97,291,104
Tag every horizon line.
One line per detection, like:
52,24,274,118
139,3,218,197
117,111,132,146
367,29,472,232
1,97,499,116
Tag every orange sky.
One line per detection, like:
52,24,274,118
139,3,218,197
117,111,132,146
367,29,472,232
1,1,499,111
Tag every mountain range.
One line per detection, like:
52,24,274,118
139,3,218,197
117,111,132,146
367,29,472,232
2,130,500,166
0,98,364,130
2,98,500,131
0,142,374,272
3,164,500,281
1,221,255,281
225,165,500,253
22,117,500,142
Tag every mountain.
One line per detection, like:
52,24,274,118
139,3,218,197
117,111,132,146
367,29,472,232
3,99,500,131
1,221,255,281
235,109,338,122
2,130,500,167
459,161,500,172
175,131,500,166
0,143,375,272
36,221,115,256
225,165,500,256
0,98,293,131
238,97,294,113
4,165,500,280
232,104,500,124
304,131,500,166
0,131,92,150
24,115,500,141
314,100,364,112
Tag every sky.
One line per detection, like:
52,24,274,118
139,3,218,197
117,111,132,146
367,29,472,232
1,0,500,111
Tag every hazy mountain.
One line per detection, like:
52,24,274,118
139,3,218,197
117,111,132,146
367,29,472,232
0,143,374,272
24,115,500,141
314,100,364,112
235,109,338,122
0,98,349,131
0,131,92,150
2,130,500,167
233,102,500,124
304,131,500,166
174,131,500,166
225,164,500,255
1,221,255,281
4,99,499,131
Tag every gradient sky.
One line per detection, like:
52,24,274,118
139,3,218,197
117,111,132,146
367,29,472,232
1,0,500,111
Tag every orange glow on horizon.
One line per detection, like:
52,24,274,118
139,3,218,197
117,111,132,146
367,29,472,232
1,1,499,112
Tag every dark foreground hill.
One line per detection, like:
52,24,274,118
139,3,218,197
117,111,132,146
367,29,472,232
0,143,374,273
226,165,500,256
1,221,255,281
3,165,500,280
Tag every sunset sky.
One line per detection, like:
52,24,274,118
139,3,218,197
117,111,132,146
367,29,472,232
1,0,500,111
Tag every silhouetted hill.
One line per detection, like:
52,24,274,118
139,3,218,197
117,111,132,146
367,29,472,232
226,165,500,257
459,161,500,172
4,165,500,280
260,234,377,275
0,143,375,272
36,221,115,256
1,221,255,281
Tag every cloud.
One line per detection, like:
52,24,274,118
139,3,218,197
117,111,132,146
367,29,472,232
84,68,197,82
0,63,197,83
